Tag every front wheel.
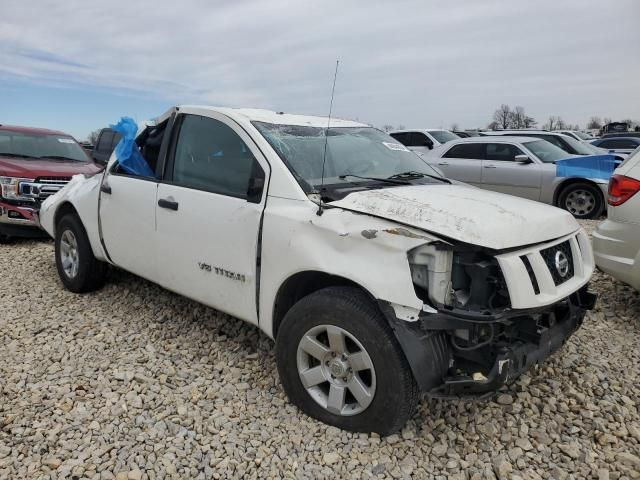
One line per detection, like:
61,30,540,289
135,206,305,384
557,182,604,219
55,214,107,293
275,287,419,435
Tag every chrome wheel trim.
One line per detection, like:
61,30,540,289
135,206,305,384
565,189,596,216
60,230,79,279
296,324,376,416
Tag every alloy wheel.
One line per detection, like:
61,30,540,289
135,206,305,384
296,324,376,416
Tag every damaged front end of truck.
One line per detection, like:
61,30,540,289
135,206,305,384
376,231,596,399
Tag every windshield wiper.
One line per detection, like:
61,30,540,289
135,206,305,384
338,174,409,185
0,152,39,159
388,170,451,184
38,155,83,162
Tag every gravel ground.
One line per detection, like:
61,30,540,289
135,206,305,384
0,219,639,480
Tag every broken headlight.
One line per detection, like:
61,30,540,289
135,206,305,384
450,251,510,310
407,243,453,307
0,176,35,202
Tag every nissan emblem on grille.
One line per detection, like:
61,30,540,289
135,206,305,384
540,240,575,285
554,250,569,278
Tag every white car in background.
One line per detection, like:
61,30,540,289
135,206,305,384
389,129,460,152
557,130,595,142
593,149,640,290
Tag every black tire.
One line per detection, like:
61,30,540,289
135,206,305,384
557,182,604,219
275,286,419,435
55,214,107,293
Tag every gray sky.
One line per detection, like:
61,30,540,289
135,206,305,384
1,0,639,138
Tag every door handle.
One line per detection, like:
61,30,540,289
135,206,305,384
484,164,497,169
438,162,449,166
158,198,179,211
100,184,112,194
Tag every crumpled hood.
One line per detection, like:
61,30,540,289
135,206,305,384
332,184,579,250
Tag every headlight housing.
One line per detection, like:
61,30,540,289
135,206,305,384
407,243,453,307
0,176,36,201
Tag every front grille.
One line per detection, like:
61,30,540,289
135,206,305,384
540,240,574,285
35,176,72,183
25,177,71,200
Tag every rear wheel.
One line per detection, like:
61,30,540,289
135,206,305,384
275,287,419,435
557,182,603,219
55,214,107,292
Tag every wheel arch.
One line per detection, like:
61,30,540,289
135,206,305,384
51,199,108,262
553,177,605,206
271,270,375,339
53,201,80,235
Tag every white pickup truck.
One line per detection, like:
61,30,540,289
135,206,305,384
40,106,596,434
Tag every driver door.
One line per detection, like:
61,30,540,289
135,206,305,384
155,111,268,324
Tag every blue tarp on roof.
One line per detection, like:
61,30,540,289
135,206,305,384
556,155,617,181
110,117,154,177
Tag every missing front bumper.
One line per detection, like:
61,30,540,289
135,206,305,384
381,285,596,399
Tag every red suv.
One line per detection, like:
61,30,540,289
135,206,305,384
0,125,102,240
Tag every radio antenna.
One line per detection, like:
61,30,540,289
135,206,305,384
317,59,339,216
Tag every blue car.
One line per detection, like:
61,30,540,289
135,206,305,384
591,137,640,156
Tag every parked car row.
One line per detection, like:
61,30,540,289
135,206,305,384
390,128,627,219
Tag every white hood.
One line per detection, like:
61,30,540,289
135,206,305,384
332,185,579,250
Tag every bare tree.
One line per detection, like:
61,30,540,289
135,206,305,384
487,121,500,130
397,124,406,130
450,123,459,132
543,116,564,131
587,117,602,130
510,106,537,129
603,117,612,125
493,104,512,130
382,124,394,133
87,129,101,144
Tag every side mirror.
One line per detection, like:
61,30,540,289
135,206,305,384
515,154,532,164
424,142,433,150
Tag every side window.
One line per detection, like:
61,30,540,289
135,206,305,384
443,143,485,159
170,114,265,201
618,140,638,149
485,143,523,161
389,132,409,145
407,132,433,148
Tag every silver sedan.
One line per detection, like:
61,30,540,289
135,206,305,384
422,136,609,219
